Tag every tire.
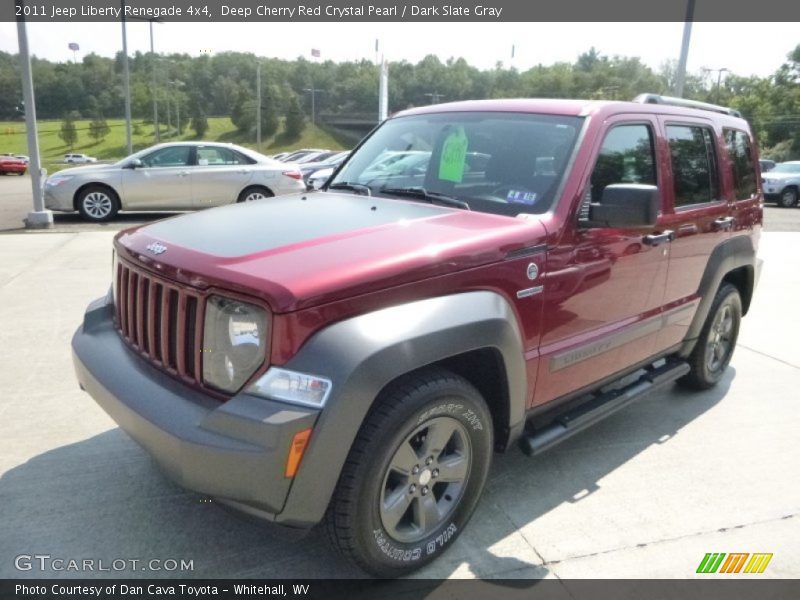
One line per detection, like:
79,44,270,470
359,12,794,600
236,186,274,203
778,187,798,208
77,185,120,222
679,283,742,390
325,367,493,577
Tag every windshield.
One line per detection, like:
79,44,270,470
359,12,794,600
329,111,583,215
770,163,800,174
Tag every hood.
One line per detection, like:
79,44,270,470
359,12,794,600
50,163,117,177
115,191,547,312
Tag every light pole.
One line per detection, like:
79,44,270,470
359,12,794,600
16,6,53,228
256,63,261,149
120,0,133,154
674,0,696,98
169,80,184,136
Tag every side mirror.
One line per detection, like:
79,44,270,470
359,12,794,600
124,158,143,170
587,184,659,228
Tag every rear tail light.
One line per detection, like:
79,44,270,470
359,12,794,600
282,170,303,181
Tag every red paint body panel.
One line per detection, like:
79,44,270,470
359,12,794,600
113,98,762,415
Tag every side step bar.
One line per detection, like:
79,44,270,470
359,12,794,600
519,360,690,456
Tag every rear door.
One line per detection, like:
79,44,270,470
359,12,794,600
192,145,255,207
655,118,733,351
533,116,670,406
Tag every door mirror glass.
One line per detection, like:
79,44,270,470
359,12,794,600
125,158,143,169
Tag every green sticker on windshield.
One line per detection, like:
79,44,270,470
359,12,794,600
439,126,469,183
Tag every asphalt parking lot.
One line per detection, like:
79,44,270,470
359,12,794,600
0,175,798,580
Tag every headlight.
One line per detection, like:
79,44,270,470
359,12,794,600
46,175,74,186
202,295,269,394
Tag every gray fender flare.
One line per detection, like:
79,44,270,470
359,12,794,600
275,290,526,526
679,234,757,357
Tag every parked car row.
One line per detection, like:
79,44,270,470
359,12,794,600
271,148,351,189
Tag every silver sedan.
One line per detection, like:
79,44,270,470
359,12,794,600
44,142,306,222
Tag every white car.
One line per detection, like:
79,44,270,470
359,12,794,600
64,153,97,164
45,142,306,222
762,161,800,208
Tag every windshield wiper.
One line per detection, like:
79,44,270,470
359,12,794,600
327,182,371,196
379,187,470,210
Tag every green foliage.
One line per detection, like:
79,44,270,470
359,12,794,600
190,107,209,138
88,114,110,144
283,94,306,140
59,111,79,149
1,44,799,159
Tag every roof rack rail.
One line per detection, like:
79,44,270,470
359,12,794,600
632,93,742,118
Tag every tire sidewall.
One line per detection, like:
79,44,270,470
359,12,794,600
697,285,742,385
237,186,273,203
352,378,492,576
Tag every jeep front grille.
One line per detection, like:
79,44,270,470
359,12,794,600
115,261,202,383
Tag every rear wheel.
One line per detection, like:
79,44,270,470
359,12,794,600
77,185,120,222
236,186,273,203
679,283,742,390
778,187,798,208
325,367,493,577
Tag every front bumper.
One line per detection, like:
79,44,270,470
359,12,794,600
72,295,319,523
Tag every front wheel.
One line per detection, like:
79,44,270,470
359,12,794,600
679,283,742,390
77,185,119,222
778,187,798,208
325,367,493,577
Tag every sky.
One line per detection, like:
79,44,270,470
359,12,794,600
0,21,797,81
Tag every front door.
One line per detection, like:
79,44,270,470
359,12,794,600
533,117,670,406
121,145,195,210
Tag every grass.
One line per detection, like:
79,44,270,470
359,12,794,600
0,117,345,172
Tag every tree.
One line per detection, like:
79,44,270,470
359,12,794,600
190,105,209,137
59,111,79,149
88,113,110,144
283,94,306,140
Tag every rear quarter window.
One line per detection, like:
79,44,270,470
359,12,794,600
724,128,757,198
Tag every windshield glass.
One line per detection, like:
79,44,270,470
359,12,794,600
329,111,583,215
771,163,800,174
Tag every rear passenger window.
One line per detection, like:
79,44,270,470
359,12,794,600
667,125,720,207
724,129,757,198
590,124,656,204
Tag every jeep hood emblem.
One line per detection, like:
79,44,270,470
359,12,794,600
146,242,167,255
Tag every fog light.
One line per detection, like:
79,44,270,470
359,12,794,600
247,368,332,408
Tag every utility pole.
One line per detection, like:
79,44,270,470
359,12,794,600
16,7,53,229
120,0,133,154
304,85,324,125
705,67,729,103
256,63,261,149
424,92,445,104
674,0,696,98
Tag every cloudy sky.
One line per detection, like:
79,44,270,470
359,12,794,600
1,21,796,80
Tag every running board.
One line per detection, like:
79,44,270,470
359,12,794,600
519,360,690,456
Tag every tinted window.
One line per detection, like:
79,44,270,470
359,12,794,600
590,124,656,204
724,129,756,198
197,146,253,166
330,112,583,216
667,125,720,207
141,146,192,168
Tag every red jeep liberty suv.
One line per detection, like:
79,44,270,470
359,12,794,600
73,94,762,577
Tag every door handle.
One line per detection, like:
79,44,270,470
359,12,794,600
238,169,248,175
642,230,675,246
179,171,190,177
713,216,735,231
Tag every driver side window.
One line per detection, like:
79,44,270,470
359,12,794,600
591,125,656,203
140,146,192,168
